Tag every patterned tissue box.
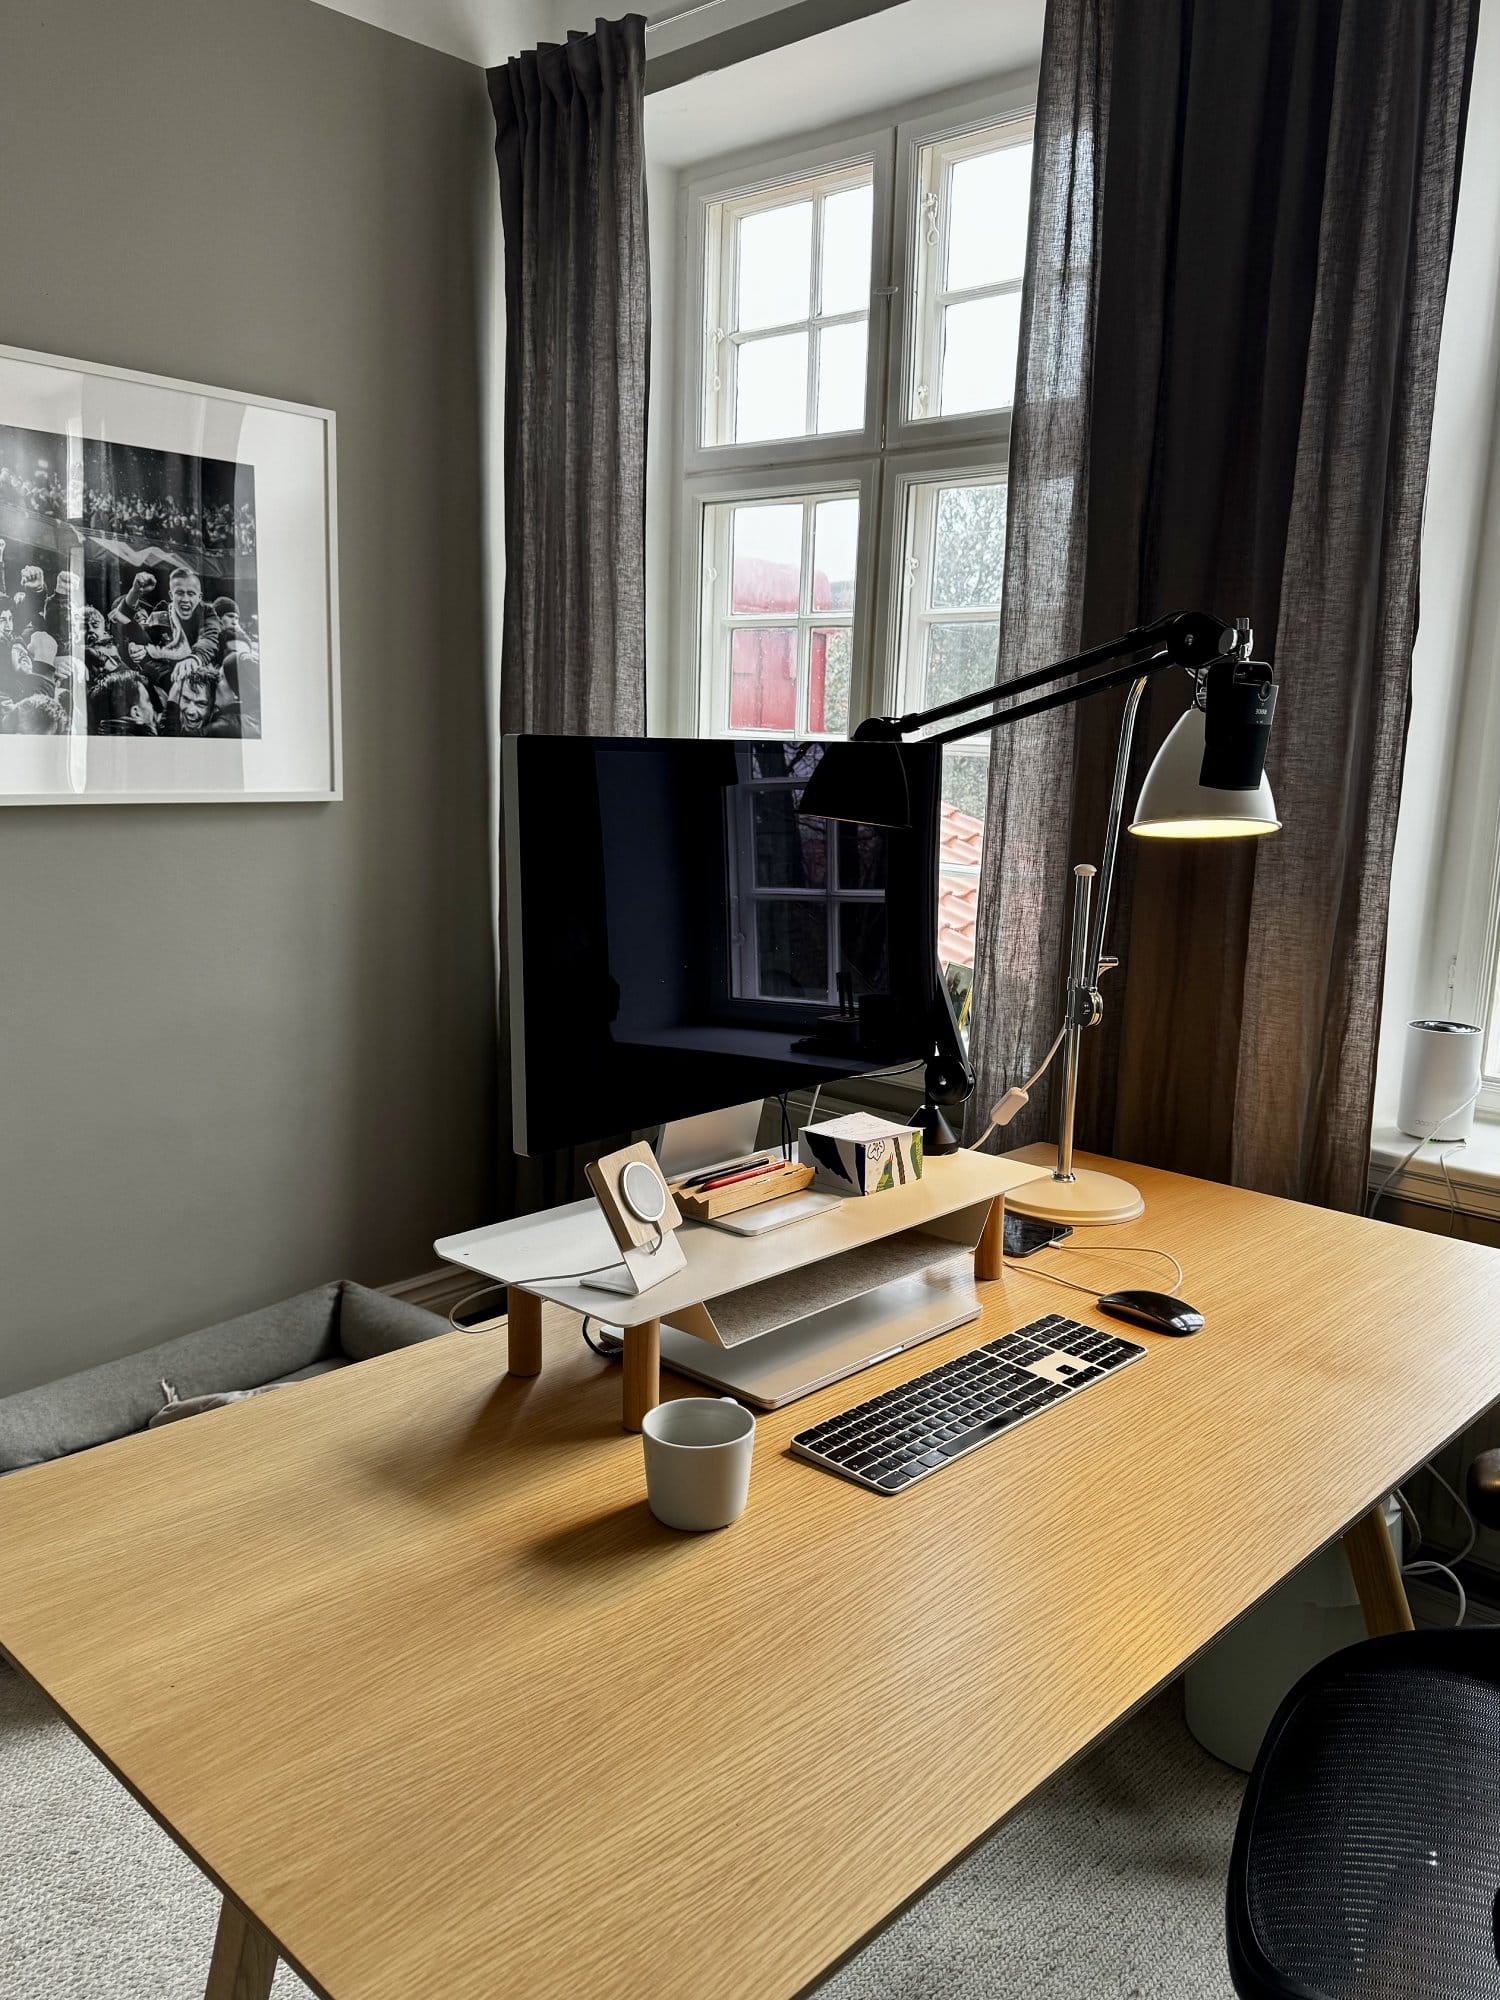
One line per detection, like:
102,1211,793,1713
798,1112,924,1195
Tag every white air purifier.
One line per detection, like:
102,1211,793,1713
1397,1019,1483,1144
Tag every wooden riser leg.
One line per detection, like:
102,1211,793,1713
507,1286,543,1377
974,1197,1005,1283
623,1320,661,1432
205,1897,277,2000
1343,1504,1415,1637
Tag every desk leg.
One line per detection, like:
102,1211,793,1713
623,1319,661,1432
507,1286,543,1377
1343,1505,1414,1637
205,1898,277,2000
974,1197,1005,1283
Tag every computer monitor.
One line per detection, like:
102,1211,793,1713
503,736,964,1157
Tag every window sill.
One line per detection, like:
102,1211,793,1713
1368,1118,1500,1220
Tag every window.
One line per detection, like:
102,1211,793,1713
702,168,875,448
698,492,858,735
727,746,888,1004
673,96,1034,997
906,128,1030,422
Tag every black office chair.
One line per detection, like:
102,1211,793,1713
1226,1462,1500,1999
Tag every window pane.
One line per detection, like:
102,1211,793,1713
939,294,1022,416
836,821,887,889
820,183,873,314
808,627,851,736
757,900,828,1000
811,497,858,612
731,502,803,613
752,789,827,888
735,331,809,442
815,320,867,434
925,622,1000,710
751,742,819,782
941,745,990,820
932,482,1007,609
729,626,798,731
837,903,888,994
736,200,812,331
945,144,1032,292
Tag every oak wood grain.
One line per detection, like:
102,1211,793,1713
205,1899,278,2000
621,1316,661,1431
505,1286,542,1376
1342,1504,1416,1636
1,1156,1497,2000
974,1193,1005,1281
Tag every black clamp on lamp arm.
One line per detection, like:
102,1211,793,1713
798,611,1280,1206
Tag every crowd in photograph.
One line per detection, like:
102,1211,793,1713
0,462,254,556
0,545,261,738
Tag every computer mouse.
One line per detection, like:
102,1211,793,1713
1097,1289,1205,1337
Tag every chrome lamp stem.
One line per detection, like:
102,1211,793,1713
1051,674,1150,1185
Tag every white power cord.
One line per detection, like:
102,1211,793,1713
1397,1460,1477,1627
975,1024,1069,1149
1010,1241,1185,1301
1366,1084,1482,1216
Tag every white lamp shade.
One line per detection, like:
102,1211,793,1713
1129,704,1280,839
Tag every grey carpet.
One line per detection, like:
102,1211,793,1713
0,1664,1241,1997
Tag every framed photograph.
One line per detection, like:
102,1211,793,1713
0,343,339,804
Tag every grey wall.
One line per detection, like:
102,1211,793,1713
0,0,498,1395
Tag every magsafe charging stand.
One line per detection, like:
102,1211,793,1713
583,1142,688,1297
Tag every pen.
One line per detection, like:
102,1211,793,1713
692,1160,787,1194
678,1153,773,1190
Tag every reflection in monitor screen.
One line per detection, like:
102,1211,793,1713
504,736,961,1157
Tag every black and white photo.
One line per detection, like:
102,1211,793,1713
0,425,261,740
0,343,338,803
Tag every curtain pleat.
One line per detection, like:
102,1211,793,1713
489,15,649,1210
967,0,1478,1213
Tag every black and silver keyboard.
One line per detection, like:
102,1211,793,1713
791,1313,1145,1494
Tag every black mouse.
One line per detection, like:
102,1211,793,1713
1097,1289,1204,1337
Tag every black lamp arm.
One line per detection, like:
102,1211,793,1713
854,609,1237,745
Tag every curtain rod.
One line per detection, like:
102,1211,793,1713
644,0,741,33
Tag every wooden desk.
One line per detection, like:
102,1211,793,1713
1,1158,1497,2000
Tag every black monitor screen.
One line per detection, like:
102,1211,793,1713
504,736,959,1156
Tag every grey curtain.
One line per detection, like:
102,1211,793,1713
489,15,650,1211
968,0,1478,1212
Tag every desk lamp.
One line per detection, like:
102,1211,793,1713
796,611,1280,1223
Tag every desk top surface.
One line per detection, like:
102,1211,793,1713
2,1158,1498,2000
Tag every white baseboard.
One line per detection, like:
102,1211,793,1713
384,1265,501,1316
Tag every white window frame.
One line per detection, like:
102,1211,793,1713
681,129,896,479
667,76,1038,743
700,161,881,457
726,770,886,1005
888,105,1033,453
1418,581,1500,1121
682,458,882,738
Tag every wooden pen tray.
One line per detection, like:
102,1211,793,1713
669,1161,815,1221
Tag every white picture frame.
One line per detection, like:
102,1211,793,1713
0,342,340,805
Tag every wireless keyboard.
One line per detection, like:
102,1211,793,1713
791,1313,1145,1494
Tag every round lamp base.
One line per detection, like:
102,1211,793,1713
1004,1145,1145,1226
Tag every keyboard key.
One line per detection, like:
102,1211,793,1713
939,1415,1012,1454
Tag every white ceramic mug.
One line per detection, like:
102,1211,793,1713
641,1396,755,1532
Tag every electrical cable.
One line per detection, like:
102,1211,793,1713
975,1023,1070,1149
795,1058,927,1145
448,1281,509,1330
1395,1461,1477,1628
581,1315,623,1360
1365,1084,1482,1217
1006,1241,1185,1300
